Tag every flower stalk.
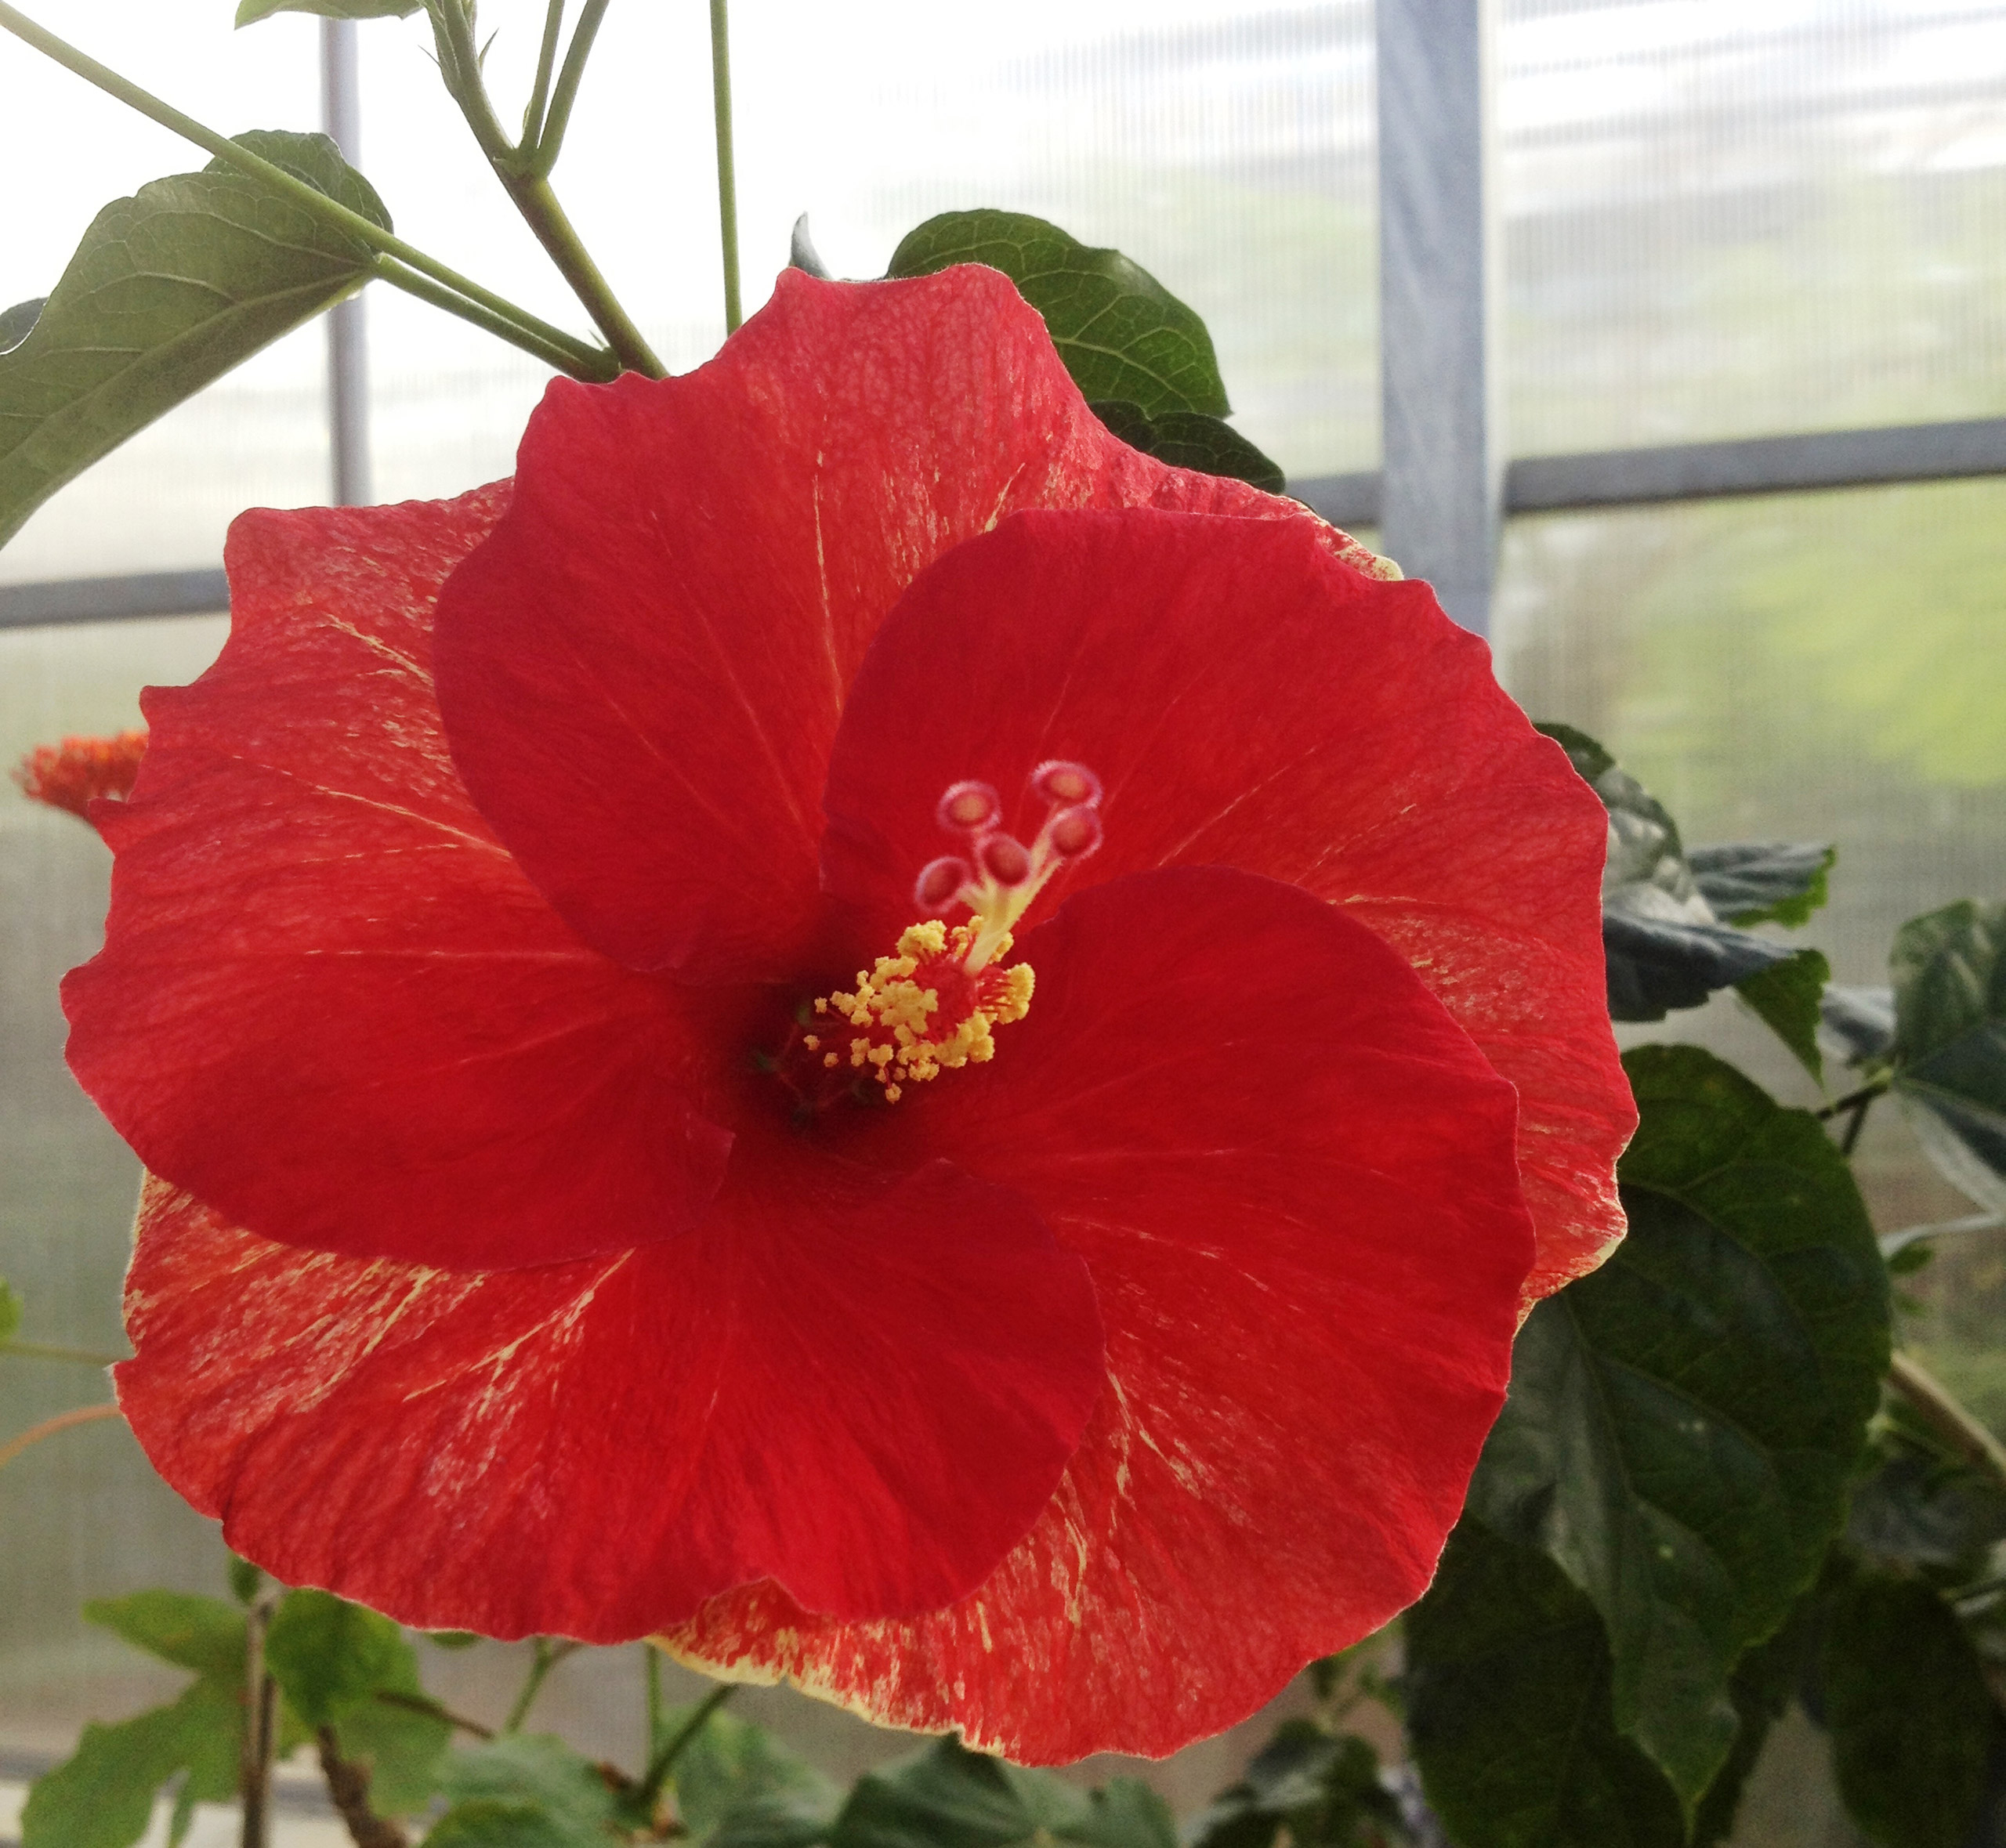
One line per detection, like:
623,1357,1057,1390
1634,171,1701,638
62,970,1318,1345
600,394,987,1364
709,0,744,332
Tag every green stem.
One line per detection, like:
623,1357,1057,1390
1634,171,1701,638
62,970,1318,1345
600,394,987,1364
375,255,616,380
1839,1093,1874,1158
644,1644,664,1756
534,0,612,174
521,0,567,149
0,0,608,376
1818,1076,1892,1122
708,0,743,333
633,1682,733,1818
2,1340,127,1367
375,1687,495,1741
503,1638,578,1733
430,0,661,376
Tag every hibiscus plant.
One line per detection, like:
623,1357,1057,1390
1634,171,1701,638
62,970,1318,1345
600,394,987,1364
2,5,2004,1848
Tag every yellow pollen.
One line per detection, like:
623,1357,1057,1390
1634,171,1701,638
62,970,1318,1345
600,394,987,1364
809,920,1034,1103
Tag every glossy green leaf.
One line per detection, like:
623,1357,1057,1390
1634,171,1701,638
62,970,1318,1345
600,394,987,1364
0,129,389,552
1186,1720,1412,1848
423,1800,584,1848
1468,1045,1889,1810
0,1275,20,1344
1890,901,2006,1212
436,1734,622,1841
830,1736,1173,1848
1536,724,1796,1022
1088,400,1284,494
1689,842,1834,928
236,0,421,22
1405,1521,1686,1848
83,1590,245,1683
1734,947,1829,1083
668,1702,839,1847
1823,1575,1994,1848
21,1677,240,1848
887,210,1229,417
265,1586,411,1725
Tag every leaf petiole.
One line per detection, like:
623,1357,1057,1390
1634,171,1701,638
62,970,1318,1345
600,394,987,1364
0,0,614,381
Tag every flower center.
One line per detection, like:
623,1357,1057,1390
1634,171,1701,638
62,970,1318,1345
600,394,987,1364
765,761,1104,1113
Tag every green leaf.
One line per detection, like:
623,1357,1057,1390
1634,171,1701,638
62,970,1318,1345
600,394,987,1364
0,299,38,355
1535,724,1798,1023
330,1689,451,1817
1186,1720,1411,1848
1087,400,1284,494
236,0,421,22
1734,948,1830,1083
887,210,1229,417
83,1590,246,1683
1689,1591,1820,1848
1689,842,1835,928
1467,1044,1889,1810
668,1702,839,1847
436,1734,622,1841
1849,1427,2006,1582
227,1554,263,1606
1889,901,2006,1212
0,1275,21,1344
265,1586,411,1726
1822,1575,1994,1848
21,1677,241,1848
829,1736,1171,1848
0,129,389,552
1405,1521,1687,1848
423,1800,585,1848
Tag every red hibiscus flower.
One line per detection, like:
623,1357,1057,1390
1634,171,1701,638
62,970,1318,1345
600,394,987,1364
63,266,1631,1763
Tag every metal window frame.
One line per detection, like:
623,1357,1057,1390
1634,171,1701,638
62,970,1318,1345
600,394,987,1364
4,5,2004,636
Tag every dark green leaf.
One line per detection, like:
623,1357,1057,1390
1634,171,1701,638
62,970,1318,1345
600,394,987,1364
1823,1575,1994,1848
265,1586,411,1725
1689,842,1835,928
236,0,421,22
1467,1045,1889,1809
887,210,1228,417
0,298,42,356
1690,1593,1820,1848
1535,724,1798,1022
0,1275,20,1344
436,1734,621,1840
227,1554,263,1605
668,1702,838,1847
1187,1720,1411,1848
1406,1521,1687,1848
21,1677,241,1848
0,130,389,552
423,1800,583,1848
1890,901,2006,1212
429,1629,483,1648
1849,1432,2006,1581
83,1590,245,1683
1088,400,1284,494
1735,948,1830,1083
829,1736,1170,1848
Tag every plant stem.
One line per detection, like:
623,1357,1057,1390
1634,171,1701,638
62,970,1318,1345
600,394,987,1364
633,1682,733,1817
0,1401,121,1473
240,1591,280,1848
1818,1077,1892,1122
535,0,612,173
374,256,616,379
521,0,567,149
1888,1351,2006,1494
645,1643,664,1756
1840,1093,1874,1157
317,1726,407,1848
503,1637,578,1733
429,0,659,375
0,0,609,377
708,0,743,333
2,1340,127,1367
374,1687,495,1741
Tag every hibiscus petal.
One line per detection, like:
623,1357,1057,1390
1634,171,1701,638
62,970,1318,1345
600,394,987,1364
819,507,1631,1305
63,492,731,1271
118,1147,1103,1637
668,866,1534,1763
430,266,1385,985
